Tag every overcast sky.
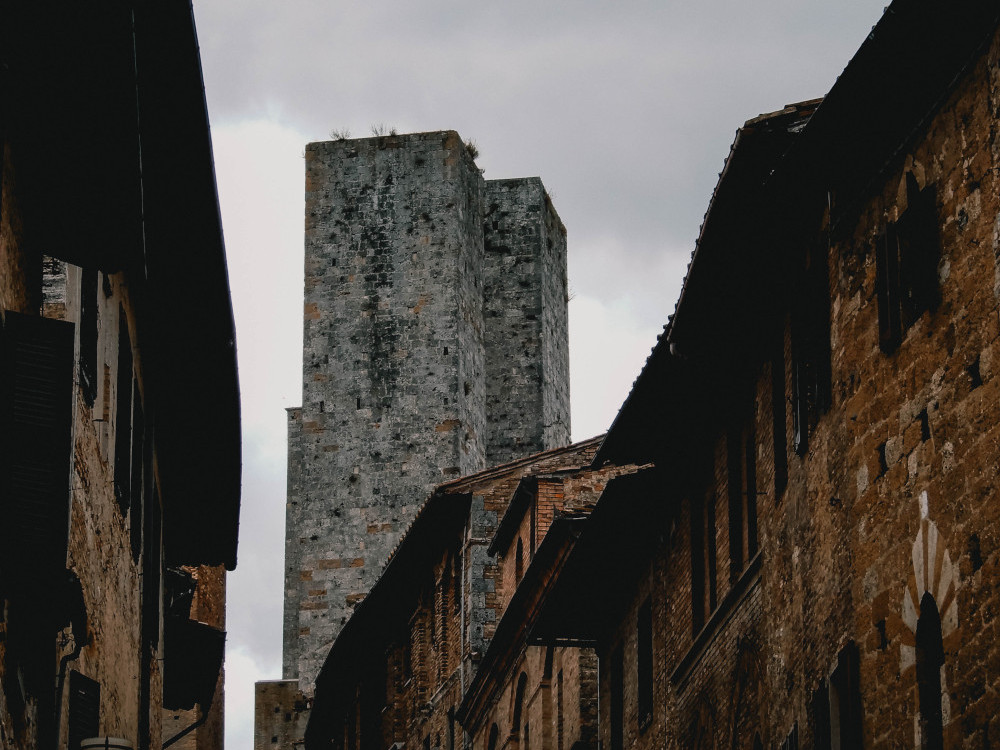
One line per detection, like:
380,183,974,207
193,2,890,745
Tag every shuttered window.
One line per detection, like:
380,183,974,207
791,241,832,457
637,598,653,730
68,671,100,750
79,268,98,406
876,173,940,355
0,311,75,591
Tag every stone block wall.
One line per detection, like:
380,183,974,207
282,131,574,695
254,681,311,750
483,179,570,465
285,131,488,690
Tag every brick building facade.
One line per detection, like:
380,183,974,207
302,439,636,750
0,3,241,749
533,2,1000,748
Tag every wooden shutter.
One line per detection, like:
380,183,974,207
876,225,902,353
68,671,101,750
0,311,75,593
898,175,941,327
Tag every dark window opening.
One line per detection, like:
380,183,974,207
439,567,449,677
728,404,758,582
453,551,462,614
637,598,653,730
916,592,944,750
79,268,99,406
780,724,798,750
529,497,536,555
792,241,832,456
919,408,931,442
68,671,100,750
772,332,788,499
813,641,863,750
488,724,499,750
515,538,524,584
609,646,624,750
690,489,717,634
877,174,940,355
513,673,527,746
967,356,982,390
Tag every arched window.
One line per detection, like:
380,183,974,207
515,538,524,583
513,672,528,745
916,592,944,750
487,724,499,750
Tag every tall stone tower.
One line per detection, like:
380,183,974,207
281,131,571,695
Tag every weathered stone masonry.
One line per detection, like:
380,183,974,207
282,131,571,694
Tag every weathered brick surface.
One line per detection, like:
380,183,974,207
281,132,572,695
483,179,570,462
254,681,311,750
302,439,624,750
592,21,1000,750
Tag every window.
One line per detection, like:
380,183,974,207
556,670,564,750
771,331,788,498
513,673,527,747
916,592,944,749
487,724,499,750
453,550,462,614
691,485,718,633
637,598,653,730
727,404,758,582
439,559,453,678
609,646,624,750
791,242,832,456
515,538,524,584
811,642,862,750
79,268,99,406
780,724,798,750
0,311,75,591
876,173,940,354
68,671,100,750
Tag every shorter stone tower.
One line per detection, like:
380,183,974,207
281,131,571,695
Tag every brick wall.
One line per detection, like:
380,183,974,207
594,21,1000,750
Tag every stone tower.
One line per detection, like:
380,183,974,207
281,131,571,693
